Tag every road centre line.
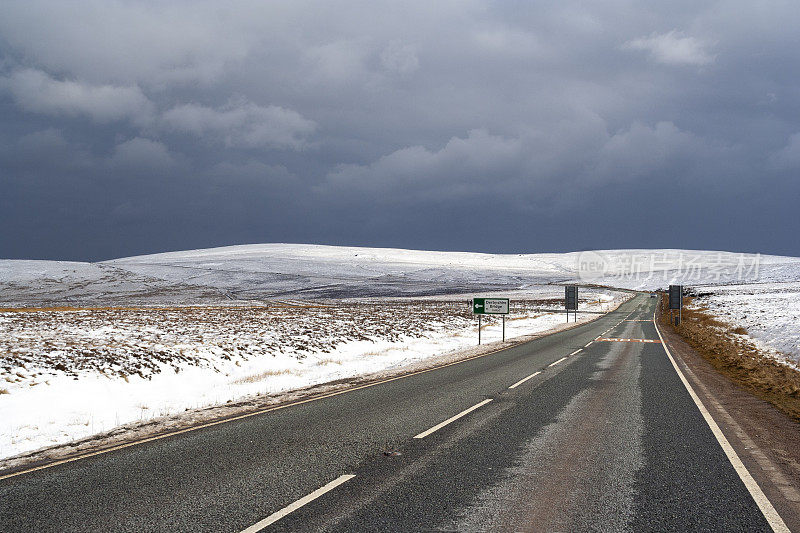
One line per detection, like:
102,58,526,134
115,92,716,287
653,310,789,532
1,300,631,481
240,474,355,532
548,357,567,367
0,329,531,481
508,371,542,389
414,399,493,439
569,349,582,356
584,341,593,347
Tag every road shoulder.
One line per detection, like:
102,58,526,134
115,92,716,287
659,322,800,531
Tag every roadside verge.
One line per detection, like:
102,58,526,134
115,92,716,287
656,304,799,531
0,292,632,479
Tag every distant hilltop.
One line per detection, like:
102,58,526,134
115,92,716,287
1,244,798,307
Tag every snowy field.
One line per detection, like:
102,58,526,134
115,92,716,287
4,244,800,306
3,243,800,461
0,289,622,460
689,282,800,365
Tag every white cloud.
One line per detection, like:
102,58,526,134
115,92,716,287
623,30,715,66
323,128,526,200
473,29,546,58
3,69,153,124
0,1,255,87
162,99,316,150
380,41,419,75
304,40,370,84
321,119,733,208
109,138,175,169
594,121,698,179
1,128,92,168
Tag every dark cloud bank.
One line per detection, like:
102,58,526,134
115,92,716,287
1,1,799,261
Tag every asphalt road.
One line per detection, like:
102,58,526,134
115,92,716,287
0,294,776,531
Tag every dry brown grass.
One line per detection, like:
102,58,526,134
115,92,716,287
314,357,343,366
662,295,800,421
0,388,9,395
507,314,542,322
0,297,584,382
231,368,301,384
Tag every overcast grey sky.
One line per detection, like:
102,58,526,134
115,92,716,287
1,1,799,261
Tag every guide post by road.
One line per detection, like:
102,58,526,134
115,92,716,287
472,297,510,344
669,284,683,325
565,285,578,322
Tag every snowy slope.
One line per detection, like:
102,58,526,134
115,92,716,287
0,260,228,307
104,243,575,300
6,243,800,306
690,282,800,363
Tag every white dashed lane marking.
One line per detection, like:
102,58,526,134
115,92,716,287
508,371,542,389
240,475,356,532
414,399,493,439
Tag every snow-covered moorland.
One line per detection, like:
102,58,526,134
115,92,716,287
0,290,623,460
688,282,800,365
3,243,800,462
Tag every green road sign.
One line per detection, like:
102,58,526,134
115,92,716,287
473,297,509,315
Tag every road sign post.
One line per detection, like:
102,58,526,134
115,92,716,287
565,286,578,322
472,297,510,345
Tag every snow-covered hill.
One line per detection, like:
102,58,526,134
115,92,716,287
3,243,800,462
3,244,800,306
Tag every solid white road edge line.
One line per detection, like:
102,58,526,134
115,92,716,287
653,310,789,533
508,371,542,389
569,349,582,356
548,357,567,367
413,399,493,439
241,474,356,532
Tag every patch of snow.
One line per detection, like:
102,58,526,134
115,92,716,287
689,282,800,364
0,291,624,460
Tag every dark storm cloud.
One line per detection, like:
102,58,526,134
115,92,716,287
1,0,799,260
